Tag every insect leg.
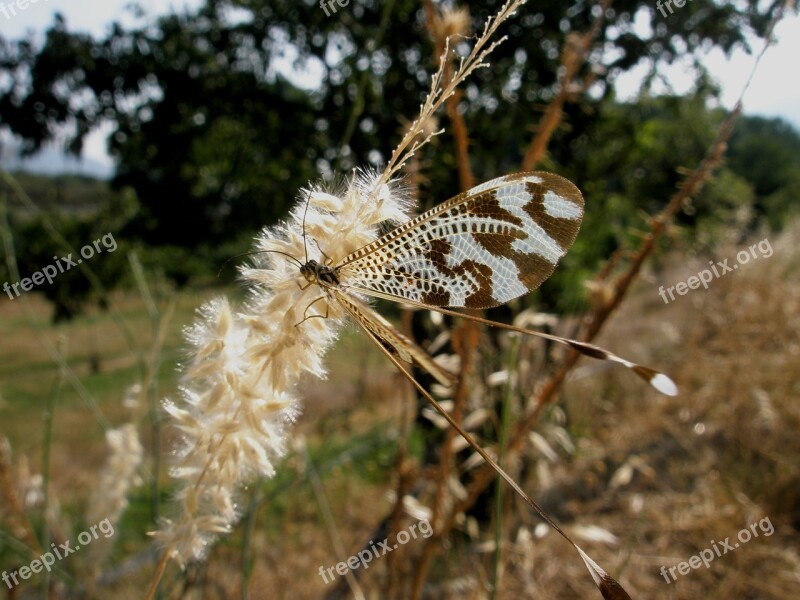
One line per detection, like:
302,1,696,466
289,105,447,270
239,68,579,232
294,295,330,327
312,239,335,266
297,280,315,291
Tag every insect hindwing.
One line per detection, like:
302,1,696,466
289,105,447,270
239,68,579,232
333,290,456,388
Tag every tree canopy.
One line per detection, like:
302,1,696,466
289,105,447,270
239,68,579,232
1,0,796,317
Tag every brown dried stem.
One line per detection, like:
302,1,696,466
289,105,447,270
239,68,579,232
408,321,480,600
376,0,525,194
406,6,483,598
521,0,609,171
451,101,743,533
423,1,476,191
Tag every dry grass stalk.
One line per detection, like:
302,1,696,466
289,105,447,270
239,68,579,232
381,315,421,600
0,437,42,555
521,0,610,171
375,0,527,193
392,2,790,597
424,0,476,191
404,5,485,598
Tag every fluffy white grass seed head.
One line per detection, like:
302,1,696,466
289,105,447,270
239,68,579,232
154,0,526,566
87,423,144,527
154,170,413,565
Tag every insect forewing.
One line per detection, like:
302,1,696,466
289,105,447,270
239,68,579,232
336,172,584,309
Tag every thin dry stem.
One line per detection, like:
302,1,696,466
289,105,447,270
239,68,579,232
423,0,476,191
521,0,610,170
408,321,480,600
384,455,416,599
404,5,484,596
144,549,172,600
375,0,526,194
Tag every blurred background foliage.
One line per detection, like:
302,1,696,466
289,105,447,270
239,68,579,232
1,0,798,320
1,3,800,598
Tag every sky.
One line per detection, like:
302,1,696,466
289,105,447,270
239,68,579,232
1,0,799,175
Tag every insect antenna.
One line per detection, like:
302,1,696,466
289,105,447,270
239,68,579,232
217,249,304,278
312,239,334,266
301,189,313,265
299,189,336,265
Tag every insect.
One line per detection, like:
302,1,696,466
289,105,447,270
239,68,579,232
261,171,671,600
295,170,678,398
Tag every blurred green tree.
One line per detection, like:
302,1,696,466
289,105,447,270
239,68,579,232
726,115,800,230
0,0,792,315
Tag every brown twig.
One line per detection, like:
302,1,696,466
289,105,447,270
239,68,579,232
521,0,610,171
408,320,479,600
384,334,418,600
384,443,416,599
405,6,482,599
423,1,475,191
450,101,743,532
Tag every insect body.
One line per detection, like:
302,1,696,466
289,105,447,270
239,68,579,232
300,259,340,287
294,171,676,396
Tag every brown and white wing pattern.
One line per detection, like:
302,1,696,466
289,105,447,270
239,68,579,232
335,172,584,309
332,290,456,388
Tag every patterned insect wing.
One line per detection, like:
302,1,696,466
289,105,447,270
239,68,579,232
335,172,584,309
332,290,456,387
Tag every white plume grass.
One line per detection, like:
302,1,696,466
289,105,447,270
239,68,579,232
153,172,413,564
87,423,144,527
153,0,526,568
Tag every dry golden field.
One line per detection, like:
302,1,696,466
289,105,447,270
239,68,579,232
1,223,798,599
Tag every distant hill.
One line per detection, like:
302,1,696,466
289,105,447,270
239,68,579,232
1,144,113,180
1,171,113,217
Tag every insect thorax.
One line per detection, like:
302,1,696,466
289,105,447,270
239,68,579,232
300,259,340,287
